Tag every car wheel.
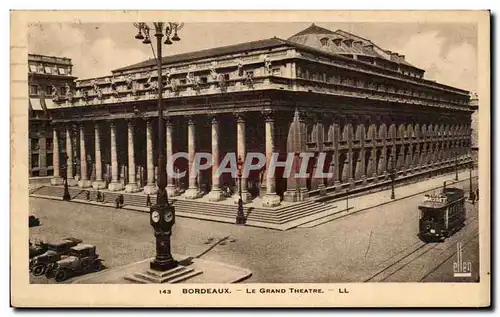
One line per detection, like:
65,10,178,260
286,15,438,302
91,260,102,272
32,265,46,276
54,269,68,282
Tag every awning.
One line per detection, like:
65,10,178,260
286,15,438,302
44,98,57,109
29,98,43,111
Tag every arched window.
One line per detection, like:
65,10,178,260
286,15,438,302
320,37,329,47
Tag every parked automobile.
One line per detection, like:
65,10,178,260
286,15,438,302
47,244,103,282
29,215,40,227
29,237,83,276
29,240,48,259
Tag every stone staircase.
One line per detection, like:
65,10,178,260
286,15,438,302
124,266,203,284
30,185,337,227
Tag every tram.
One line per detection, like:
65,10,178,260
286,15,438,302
418,182,466,243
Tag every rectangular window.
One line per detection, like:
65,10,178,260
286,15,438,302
46,85,52,95
59,68,66,75
46,153,53,168
31,154,39,168
31,138,39,151
272,68,281,76
179,79,187,85
223,74,230,81
200,76,208,84
46,138,53,151
44,66,52,74
29,85,39,95
29,64,37,73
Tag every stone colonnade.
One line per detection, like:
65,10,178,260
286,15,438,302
50,111,472,207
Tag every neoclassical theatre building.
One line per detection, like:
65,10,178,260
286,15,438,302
30,24,477,207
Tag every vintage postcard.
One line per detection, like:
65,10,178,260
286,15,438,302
11,10,490,307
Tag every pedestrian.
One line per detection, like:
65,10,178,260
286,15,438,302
115,196,120,209
101,192,105,203
119,194,124,208
476,188,479,201
96,190,101,202
86,190,90,201
469,190,476,205
146,194,151,207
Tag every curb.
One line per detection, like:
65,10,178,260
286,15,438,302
298,176,476,228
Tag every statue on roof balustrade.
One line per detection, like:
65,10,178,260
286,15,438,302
263,55,272,74
110,76,120,98
51,85,60,100
92,80,103,100
210,61,218,81
65,83,73,101
237,58,244,77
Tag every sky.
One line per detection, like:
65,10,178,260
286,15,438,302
28,22,478,92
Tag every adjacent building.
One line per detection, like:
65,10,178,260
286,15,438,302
31,24,477,207
28,54,76,177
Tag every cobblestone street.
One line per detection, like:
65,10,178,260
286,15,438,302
29,176,479,284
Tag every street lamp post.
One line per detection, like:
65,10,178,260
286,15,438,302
455,152,459,181
390,155,396,200
62,154,71,201
133,22,183,272
236,155,246,225
346,188,349,210
469,161,474,198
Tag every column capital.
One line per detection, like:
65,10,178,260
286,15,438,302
262,110,275,122
126,118,136,126
207,114,219,124
235,113,246,123
165,116,173,126
185,115,195,125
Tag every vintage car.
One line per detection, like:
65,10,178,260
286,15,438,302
29,237,83,276
29,215,40,227
48,244,103,282
29,240,48,259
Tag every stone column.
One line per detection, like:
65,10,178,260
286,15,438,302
77,124,92,188
262,111,281,207
234,114,252,203
208,116,224,201
108,121,123,191
165,118,179,197
65,125,78,186
50,126,63,185
347,121,354,187
92,122,107,189
144,119,158,194
125,120,140,193
184,117,201,199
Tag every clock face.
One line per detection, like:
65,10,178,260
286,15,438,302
164,211,173,223
151,211,160,223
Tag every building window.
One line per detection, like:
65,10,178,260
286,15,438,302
58,68,66,75
272,68,281,76
44,66,52,74
30,138,39,151
29,85,39,95
320,37,329,47
223,74,230,81
46,153,53,168
31,154,39,168
29,64,37,73
200,76,208,84
46,85,52,95
46,138,53,151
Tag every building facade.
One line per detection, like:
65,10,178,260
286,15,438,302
28,54,77,177
35,24,477,206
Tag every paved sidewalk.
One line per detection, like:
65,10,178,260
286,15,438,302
298,171,476,228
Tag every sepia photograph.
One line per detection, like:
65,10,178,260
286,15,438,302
10,10,490,307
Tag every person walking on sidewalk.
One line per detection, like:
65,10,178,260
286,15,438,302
146,194,151,207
